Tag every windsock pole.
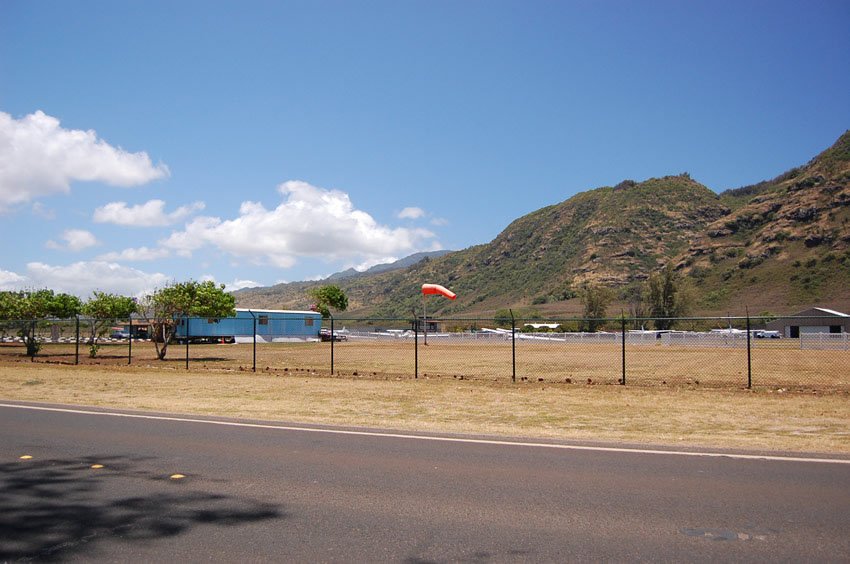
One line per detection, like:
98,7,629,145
420,283,457,347
422,293,427,345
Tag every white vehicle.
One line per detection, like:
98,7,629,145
754,330,781,339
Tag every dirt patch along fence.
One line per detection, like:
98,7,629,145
0,315,848,390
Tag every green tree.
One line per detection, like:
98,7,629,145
308,285,349,318
0,289,81,357
622,284,649,329
646,264,692,330
580,284,613,332
493,308,513,329
139,280,235,360
81,292,138,357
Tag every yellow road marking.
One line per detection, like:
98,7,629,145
170,473,186,479
19,455,33,460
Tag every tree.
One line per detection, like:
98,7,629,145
0,289,81,357
81,292,138,357
645,264,692,330
139,280,235,360
494,309,513,329
580,284,613,332
308,285,348,318
622,284,649,330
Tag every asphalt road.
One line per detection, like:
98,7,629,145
1,401,849,563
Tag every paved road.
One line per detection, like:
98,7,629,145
1,401,849,562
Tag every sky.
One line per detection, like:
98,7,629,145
1,0,849,298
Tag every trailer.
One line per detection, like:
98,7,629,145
174,308,322,344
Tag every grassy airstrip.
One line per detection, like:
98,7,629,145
0,340,848,454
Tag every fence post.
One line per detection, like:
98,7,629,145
746,309,752,389
621,313,626,385
330,313,334,375
510,309,516,383
185,316,190,370
75,316,80,365
248,310,257,373
30,319,36,362
413,309,418,379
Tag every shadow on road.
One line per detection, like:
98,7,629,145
0,454,284,561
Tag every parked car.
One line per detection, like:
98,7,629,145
110,330,131,339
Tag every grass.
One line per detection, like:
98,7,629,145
1,342,848,454
4,338,846,390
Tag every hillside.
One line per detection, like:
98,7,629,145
235,131,850,318
682,130,850,314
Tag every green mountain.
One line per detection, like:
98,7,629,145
683,130,850,314
235,131,850,317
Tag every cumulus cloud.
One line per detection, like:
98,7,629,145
20,261,170,297
0,110,169,210
160,180,440,267
94,199,204,227
398,207,425,220
0,268,26,289
96,246,171,262
45,229,99,252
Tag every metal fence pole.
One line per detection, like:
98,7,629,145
128,318,133,365
248,310,257,372
746,309,752,389
330,314,334,375
413,310,418,379
75,316,80,365
621,314,626,385
510,309,516,383
30,319,36,362
185,316,190,370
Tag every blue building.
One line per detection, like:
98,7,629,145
175,308,322,343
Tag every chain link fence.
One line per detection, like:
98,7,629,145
0,314,847,390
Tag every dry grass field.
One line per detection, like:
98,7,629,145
1,339,848,454
4,338,845,389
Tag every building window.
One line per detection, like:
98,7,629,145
830,325,842,334
305,317,314,327
259,315,269,326
207,318,219,324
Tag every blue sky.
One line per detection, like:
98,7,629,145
1,0,849,298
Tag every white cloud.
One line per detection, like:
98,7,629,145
45,229,99,252
430,217,449,226
31,202,56,220
0,268,26,289
398,207,425,220
96,246,171,262
22,261,170,297
160,180,440,267
94,199,204,227
0,110,169,210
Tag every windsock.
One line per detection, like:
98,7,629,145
421,283,457,300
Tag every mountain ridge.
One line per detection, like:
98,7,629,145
235,131,850,317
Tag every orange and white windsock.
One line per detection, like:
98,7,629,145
421,283,457,300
